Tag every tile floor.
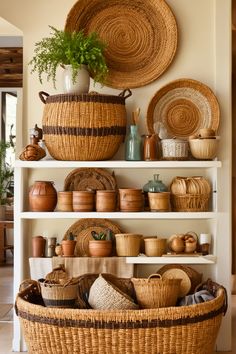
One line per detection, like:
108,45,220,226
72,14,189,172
0,264,235,353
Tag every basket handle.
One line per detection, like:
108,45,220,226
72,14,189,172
39,91,50,104
148,273,162,281
118,88,132,100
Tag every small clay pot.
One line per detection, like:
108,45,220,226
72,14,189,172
61,240,76,256
88,240,112,257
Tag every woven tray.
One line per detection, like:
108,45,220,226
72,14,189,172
64,168,117,191
146,78,220,139
65,0,177,89
63,218,122,256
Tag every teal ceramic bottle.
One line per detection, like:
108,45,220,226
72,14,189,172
125,125,142,161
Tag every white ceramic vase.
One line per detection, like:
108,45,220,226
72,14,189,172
62,64,90,94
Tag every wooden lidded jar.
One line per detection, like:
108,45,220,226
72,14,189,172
29,181,57,212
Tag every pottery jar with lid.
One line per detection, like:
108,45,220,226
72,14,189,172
29,181,57,212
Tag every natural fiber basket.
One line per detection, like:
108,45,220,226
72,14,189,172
161,139,189,160
39,89,131,161
131,274,181,308
15,278,227,354
158,264,203,297
38,279,78,308
88,274,138,310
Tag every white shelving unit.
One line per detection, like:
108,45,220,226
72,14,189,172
13,158,225,351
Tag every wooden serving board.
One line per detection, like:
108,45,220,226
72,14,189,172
162,253,202,257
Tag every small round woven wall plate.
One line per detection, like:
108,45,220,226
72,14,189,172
65,0,178,89
64,168,117,192
146,78,220,139
63,218,122,256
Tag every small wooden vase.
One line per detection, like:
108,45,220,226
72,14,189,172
88,240,112,257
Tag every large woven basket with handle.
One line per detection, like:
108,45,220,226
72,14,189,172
39,89,132,161
15,277,227,354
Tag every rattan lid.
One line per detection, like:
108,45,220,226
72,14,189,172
64,168,117,192
63,218,122,256
158,268,191,297
65,0,178,89
146,78,220,139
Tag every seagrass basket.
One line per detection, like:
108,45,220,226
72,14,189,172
39,89,132,161
15,277,227,354
131,274,181,308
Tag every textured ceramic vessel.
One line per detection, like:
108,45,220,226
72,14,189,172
29,181,57,212
88,240,112,257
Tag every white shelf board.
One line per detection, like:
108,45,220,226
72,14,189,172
20,211,217,219
126,255,216,264
14,159,222,169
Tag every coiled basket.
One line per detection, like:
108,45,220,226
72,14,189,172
39,89,132,161
15,276,227,354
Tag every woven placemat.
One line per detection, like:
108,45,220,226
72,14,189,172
146,78,220,139
64,168,117,192
63,218,122,256
65,0,178,89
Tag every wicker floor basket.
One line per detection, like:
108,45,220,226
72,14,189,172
15,277,227,354
39,90,131,161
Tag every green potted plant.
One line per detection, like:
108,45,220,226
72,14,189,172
61,232,77,257
0,141,14,220
88,230,113,257
29,25,108,93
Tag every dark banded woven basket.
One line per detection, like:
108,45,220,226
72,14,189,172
15,277,227,354
39,89,132,161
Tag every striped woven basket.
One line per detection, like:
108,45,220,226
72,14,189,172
39,89,132,161
15,278,227,354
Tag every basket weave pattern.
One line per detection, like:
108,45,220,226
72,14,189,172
41,92,129,161
16,279,226,354
131,274,181,308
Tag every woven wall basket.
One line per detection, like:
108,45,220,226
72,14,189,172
39,90,131,161
146,78,220,139
65,0,178,89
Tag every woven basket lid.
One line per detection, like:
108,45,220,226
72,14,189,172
158,268,191,297
63,218,122,256
64,168,117,192
65,0,178,89
146,78,220,139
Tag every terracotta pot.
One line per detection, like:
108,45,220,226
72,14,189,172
96,190,117,212
73,191,95,212
32,236,46,257
29,181,57,212
61,240,76,257
88,240,112,257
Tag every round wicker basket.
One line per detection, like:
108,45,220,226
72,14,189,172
39,90,131,161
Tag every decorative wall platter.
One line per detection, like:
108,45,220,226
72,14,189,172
64,168,117,192
146,78,220,139
63,218,122,256
65,0,178,89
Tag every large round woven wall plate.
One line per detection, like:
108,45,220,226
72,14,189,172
65,0,178,89
146,78,220,139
